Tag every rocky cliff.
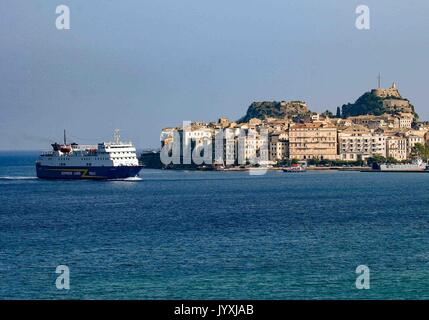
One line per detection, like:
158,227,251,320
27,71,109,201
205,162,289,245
238,100,309,122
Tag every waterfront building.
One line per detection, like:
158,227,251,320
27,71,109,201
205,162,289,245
236,128,269,165
338,126,386,161
160,125,214,166
289,122,337,160
386,134,408,161
407,134,425,156
211,127,239,166
372,129,387,158
269,133,289,162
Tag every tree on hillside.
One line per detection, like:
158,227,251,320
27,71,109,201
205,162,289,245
336,107,341,118
341,92,384,118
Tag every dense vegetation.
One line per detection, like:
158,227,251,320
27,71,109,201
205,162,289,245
341,92,385,117
366,155,399,165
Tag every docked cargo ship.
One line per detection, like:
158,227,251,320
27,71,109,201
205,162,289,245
36,130,143,179
372,158,428,172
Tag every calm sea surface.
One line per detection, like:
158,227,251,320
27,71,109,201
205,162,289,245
1,152,429,299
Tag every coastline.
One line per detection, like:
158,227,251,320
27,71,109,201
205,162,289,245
158,166,372,172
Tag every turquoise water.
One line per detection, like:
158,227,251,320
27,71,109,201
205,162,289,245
0,152,429,299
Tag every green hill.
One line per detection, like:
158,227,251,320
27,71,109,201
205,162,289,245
341,92,385,117
341,90,418,119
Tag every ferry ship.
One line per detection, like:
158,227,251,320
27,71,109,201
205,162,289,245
36,130,143,180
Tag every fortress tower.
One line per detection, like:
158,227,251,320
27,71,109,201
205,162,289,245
371,82,402,99
370,80,413,114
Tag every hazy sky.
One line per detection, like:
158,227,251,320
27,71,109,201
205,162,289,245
1,0,429,150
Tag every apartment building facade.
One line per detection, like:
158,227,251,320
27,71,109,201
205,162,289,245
289,123,338,160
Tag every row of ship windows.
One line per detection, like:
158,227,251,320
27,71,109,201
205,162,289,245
47,158,110,161
48,156,136,161
49,157,136,161
85,158,108,160
110,151,134,154
58,163,95,166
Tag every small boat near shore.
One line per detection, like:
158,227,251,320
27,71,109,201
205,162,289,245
282,161,307,173
282,166,306,173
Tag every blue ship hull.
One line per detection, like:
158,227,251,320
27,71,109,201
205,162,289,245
36,164,143,180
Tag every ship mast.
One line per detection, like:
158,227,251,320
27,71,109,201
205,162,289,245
64,129,67,145
114,129,121,144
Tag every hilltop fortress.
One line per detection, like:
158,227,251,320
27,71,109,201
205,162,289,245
371,83,414,114
371,82,402,99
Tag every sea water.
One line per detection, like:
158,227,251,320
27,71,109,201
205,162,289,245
0,152,428,299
